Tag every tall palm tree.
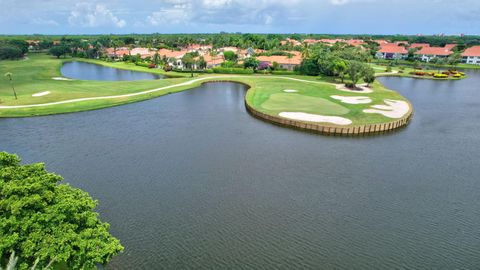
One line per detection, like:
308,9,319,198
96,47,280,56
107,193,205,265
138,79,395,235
301,42,310,59
4,72,17,99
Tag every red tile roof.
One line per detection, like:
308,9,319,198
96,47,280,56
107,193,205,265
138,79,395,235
157,49,187,59
378,44,408,54
444,44,457,50
410,43,430,49
462,46,480,57
415,46,452,56
257,54,302,65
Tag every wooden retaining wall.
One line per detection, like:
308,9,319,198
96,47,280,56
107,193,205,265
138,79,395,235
245,100,413,136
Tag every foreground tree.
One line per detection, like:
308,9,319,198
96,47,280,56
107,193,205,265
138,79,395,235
48,46,69,58
0,152,123,270
346,60,369,88
4,72,17,99
363,66,376,87
243,57,259,70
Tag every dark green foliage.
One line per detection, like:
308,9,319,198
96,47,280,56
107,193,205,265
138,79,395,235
223,51,237,62
48,46,69,58
243,57,260,70
0,46,23,60
0,152,123,270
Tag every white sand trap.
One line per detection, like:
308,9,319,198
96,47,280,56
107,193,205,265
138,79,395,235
52,77,72,81
336,83,373,93
363,99,410,118
279,112,352,125
331,95,372,104
32,91,51,97
283,89,299,93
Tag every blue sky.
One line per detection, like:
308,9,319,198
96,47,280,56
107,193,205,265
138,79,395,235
0,0,479,35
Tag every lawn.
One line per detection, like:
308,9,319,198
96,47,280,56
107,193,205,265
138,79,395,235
1,54,412,127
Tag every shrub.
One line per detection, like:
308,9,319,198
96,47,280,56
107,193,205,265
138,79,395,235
0,46,24,60
213,67,254,74
433,73,448,78
148,63,156,69
453,73,463,78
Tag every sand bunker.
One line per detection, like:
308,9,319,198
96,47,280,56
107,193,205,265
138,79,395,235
32,91,51,97
52,77,72,81
279,112,352,125
331,95,372,104
336,84,373,93
283,89,299,93
363,99,410,118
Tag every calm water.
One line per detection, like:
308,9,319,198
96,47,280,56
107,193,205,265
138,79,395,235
1,74,480,269
61,61,165,81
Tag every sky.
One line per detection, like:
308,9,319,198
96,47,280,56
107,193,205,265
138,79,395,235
0,0,479,35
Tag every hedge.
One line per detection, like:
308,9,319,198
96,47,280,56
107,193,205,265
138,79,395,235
213,67,254,74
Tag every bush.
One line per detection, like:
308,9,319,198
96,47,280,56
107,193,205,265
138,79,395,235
453,73,463,78
213,67,254,74
434,73,449,78
0,46,23,60
148,63,157,69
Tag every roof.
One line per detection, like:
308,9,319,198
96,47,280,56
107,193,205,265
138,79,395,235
410,43,430,48
378,44,408,54
415,46,453,56
157,49,187,59
199,54,225,65
462,46,480,57
374,40,390,45
256,54,302,65
444,44,457,50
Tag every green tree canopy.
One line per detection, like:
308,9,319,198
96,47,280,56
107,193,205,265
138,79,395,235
0,152,123,270
243,57,259,70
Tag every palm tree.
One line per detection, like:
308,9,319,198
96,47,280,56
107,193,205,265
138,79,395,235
4,72,17,99
210,50,218,67
301,42,310,59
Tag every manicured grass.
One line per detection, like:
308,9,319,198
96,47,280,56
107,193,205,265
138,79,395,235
1,53,410,126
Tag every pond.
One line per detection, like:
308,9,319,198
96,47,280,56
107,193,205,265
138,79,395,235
61,61,165,81
1,74,480,269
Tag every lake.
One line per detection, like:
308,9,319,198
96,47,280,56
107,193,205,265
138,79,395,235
61,61,165,81
1,73,480,269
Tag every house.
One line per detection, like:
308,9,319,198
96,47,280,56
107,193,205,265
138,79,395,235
374,40,390,45
462,46,480,65
444,44,457,50
414,46,452,62
256,53,302,71
105,47,130,58
410,43,430,49
376,44,408,59
280,38,302,47
200,54,225,68
157,49,188,68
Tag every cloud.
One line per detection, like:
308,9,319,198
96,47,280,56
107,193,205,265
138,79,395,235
142,0,299,26
330,0,349,5
68,3,126,28
32,18,59,26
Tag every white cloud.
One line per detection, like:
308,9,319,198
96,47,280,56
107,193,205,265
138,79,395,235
142,0,299,26
330,0,349,5
68,3,126,28
32,18,59,26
